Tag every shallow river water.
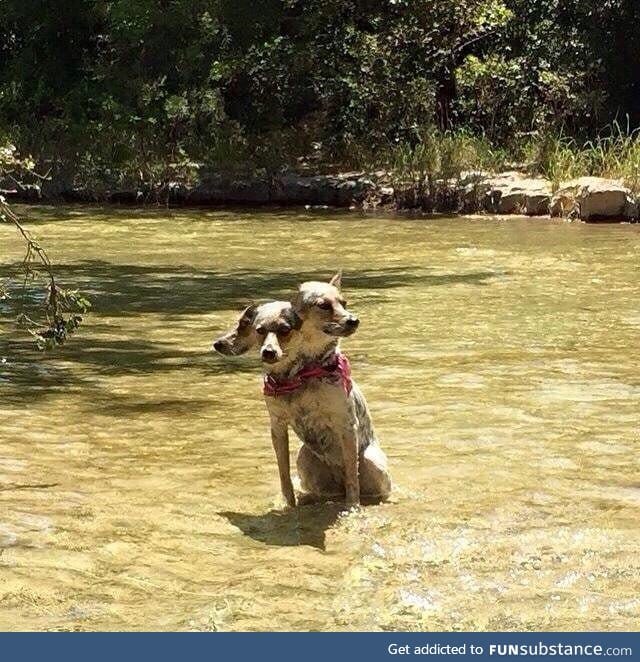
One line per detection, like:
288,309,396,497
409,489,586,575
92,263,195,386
1,206,639,631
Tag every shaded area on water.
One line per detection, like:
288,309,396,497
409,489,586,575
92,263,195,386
0,258,499,398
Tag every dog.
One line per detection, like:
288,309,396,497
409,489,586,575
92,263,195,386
213,274,391,507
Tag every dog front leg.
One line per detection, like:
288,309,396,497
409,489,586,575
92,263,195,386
341,425,360,507
270,420,296,508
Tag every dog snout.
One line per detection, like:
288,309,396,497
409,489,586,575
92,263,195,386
261,347,278,362
345,316,359,330
213,337,233,355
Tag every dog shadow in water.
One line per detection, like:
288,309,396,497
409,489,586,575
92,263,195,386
219,503,344,550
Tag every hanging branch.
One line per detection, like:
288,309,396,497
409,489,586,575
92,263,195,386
1,196,56,297
1,146,90,350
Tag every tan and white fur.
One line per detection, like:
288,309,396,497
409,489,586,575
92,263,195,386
213,276,391,507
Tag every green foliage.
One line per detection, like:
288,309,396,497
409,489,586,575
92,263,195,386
0,0,639,184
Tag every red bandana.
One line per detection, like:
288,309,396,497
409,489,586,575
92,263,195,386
263,353,352,397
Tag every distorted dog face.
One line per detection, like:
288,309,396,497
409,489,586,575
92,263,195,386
212,304,259,356
212,301,302,365
292,272,360,337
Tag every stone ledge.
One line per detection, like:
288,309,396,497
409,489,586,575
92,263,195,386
3,171,638,222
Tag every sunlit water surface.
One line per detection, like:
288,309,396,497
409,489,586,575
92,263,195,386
1,206,639,631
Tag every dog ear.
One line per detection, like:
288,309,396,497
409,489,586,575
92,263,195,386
238,303,257,328
290,309,303,330
290,289,304,313
329,270,342,289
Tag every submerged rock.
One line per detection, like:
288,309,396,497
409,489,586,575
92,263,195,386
550,177,638,221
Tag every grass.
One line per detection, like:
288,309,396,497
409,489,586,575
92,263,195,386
524,121,640,193
332,122,640,210
379,129,509,210
361,123,640,206
586,123,640,193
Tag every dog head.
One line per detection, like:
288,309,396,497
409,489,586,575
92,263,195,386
212,304,260,356
212,301,302,365
292,272,360,338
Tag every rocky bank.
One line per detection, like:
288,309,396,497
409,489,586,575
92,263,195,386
3,170,638,222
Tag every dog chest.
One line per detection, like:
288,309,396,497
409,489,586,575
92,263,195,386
288,384,353,462
293,421,341,463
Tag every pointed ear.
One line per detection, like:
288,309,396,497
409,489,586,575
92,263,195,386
238,303,257,328
290,288,303,313
329,270,342,289
290,310,303,330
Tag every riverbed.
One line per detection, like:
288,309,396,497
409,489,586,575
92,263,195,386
1,207,639,630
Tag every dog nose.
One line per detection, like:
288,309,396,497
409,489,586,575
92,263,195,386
346,317,360,329
262,348,277,361
212,339,225,352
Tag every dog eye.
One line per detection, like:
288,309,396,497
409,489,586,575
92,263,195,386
256,326,266,336
278,326,291,336
317,300,332,310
